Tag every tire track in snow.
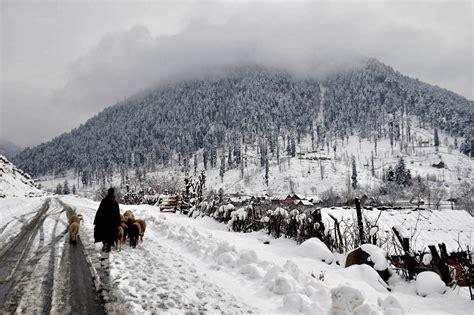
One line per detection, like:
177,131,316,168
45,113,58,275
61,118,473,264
0,199,51,312
56,199,106,315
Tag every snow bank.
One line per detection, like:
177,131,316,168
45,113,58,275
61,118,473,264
282,293,314,313
330,285,365,314
298,237,334,264
378,295,405,315
415,271,446,297
341,264,390,292
359,244,388,271
269,272,298,295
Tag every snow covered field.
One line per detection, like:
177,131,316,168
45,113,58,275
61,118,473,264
60,195,473,314
320,207,473,253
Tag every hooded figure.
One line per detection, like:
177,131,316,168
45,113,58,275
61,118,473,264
94,188,121,252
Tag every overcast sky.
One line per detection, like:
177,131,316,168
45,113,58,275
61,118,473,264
1,0,473,147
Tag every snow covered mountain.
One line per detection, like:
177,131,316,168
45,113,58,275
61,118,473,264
12,59,473,179
0,155,42,197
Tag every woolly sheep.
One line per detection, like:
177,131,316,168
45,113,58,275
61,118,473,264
70,222,80,243
135,219,146,243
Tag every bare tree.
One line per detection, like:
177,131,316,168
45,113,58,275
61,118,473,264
431,184,446,210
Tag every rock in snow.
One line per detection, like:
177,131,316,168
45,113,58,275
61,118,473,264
415,271,446,297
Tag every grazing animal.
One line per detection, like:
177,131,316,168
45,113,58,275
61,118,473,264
70,222,80,243
120,222,128,243
68,214,82,225
116,226,124,251
127,219,141,248
123,210,135,222
135,219,146,243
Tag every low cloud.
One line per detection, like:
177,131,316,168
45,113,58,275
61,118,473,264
2,1,472,147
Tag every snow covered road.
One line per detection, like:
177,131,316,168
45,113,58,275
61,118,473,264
0,197,105,313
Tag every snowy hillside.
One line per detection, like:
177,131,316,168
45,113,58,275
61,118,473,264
199,130,473,200
0,155,43,197
12,60,473,182
37,126,473,214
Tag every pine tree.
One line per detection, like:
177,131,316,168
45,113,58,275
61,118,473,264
72,184,76,195
63,179,70,194
240,152,244,179
351,156,357,189
55,183,63,195
290,137,296,157
371,151,375,177
219,154,226,183
264,156,269,187
394,157,412,187
385,166,395,182
203,150,208,170
434,128,439,149
81,171,88,187
194,154,198,176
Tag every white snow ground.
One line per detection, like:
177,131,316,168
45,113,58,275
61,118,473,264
58,195,473,314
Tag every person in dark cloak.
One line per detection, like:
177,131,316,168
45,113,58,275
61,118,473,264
94,187,121,252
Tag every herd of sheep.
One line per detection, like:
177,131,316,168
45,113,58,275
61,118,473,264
68,210,146,251
119,210,147,249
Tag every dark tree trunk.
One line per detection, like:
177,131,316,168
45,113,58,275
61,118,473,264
355,198,364,246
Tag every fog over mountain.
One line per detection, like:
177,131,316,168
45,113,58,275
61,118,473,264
2,1,472,146
12,60,473,182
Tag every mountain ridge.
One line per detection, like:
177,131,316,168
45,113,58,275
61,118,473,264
12,59,474,182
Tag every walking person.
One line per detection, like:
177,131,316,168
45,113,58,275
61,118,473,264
94,188,121,252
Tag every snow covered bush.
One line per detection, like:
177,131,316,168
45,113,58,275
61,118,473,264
415,271,446,297
298,238,334,264
212,203,235,222
268,207,288,238
227,205,253,232
285,209,300,239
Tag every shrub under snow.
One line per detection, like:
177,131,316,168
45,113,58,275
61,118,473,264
298,237,334,264
415,271,446,297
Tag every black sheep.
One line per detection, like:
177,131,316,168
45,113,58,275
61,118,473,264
127,219,140,248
